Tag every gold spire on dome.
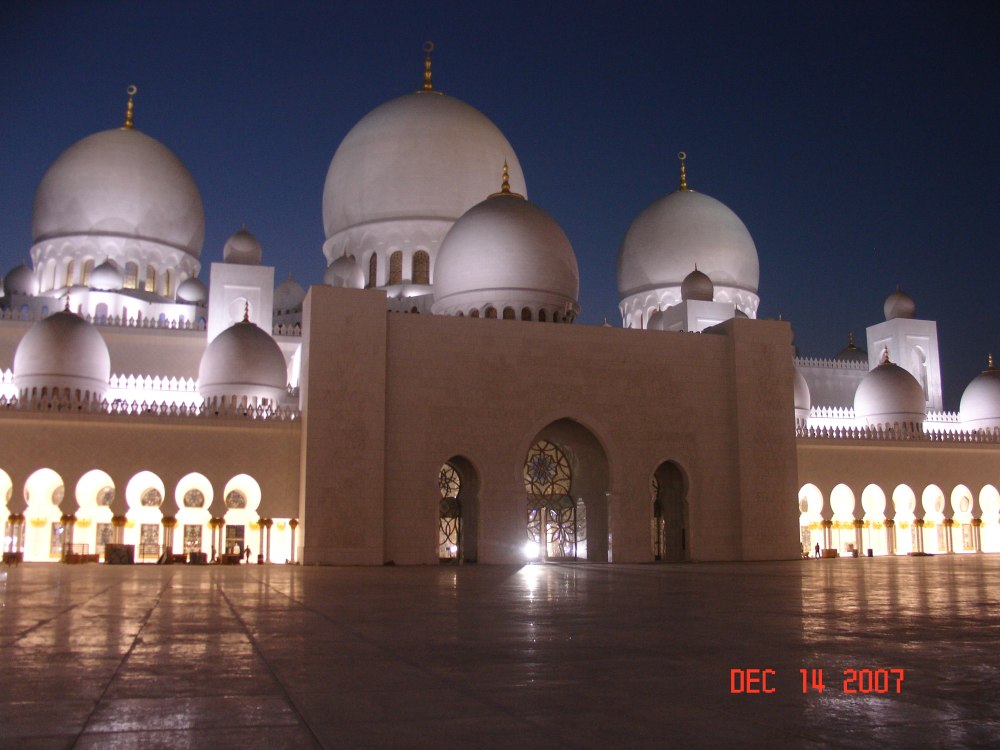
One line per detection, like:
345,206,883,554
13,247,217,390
678,151,689,191
419,41,442,94
880,346,891,365
242,300,250,323
847,331,857,350
489,161,524,199
123,85,137,130
988,353,995,370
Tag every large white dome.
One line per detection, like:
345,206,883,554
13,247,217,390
959,357,1000,431
321,89,525,288
33,128,205,258
431,185,579,320
13,311,111,401
198,320,288,407
617,173,760,326
854,350,926,429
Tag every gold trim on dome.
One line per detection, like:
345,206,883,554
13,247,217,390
123,85,137,130
678,151,689,191
489,161,524,199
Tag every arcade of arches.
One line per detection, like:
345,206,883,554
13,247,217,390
1,467,298,563
798,482,1000,557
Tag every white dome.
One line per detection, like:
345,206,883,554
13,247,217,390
681,267,714,302
223,226,262,265
884,286,916,320
431,190,579,318
32,128,204,258
324,255,365,289
835,333,867,362
176,277,207,304
960,358,1000,430
4,263,36,296
617,186,760,322
275,274,306,310
13,310,111,400
321,91,525,273
89,259,123,291
198,320,287,406
854,351,926,428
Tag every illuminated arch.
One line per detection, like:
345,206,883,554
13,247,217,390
221,474,261,557
23,468,65,561
950,484,974,522
175,472,213,555
0,469,11,513
860,484,886,520
980,485,1000,553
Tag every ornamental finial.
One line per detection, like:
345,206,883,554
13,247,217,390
123,85,137,129
989,353,995,370
678,151,689,191
422,41,434,91
848,331,856,349
243,300,250,323
881,345,891,365
490,160,524,199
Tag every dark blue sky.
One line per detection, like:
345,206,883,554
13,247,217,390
2,0,998,408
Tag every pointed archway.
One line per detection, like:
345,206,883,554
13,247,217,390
651,461,689,562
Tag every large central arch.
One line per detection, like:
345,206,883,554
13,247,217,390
523,418,610,562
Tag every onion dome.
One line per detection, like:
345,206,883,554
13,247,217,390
31,88,204,290
680,266,714,302
4,262,36,296
197,317,287,406
793,367,811,427
854,347,926,428
89,259,124,291
617,154,759,326
883,285,915,320
431,164,579,320
323,255,365,289
321,46,525,278
176,276,207,304
834,332,868,362
960,355,1000,430
13,310,111,401
274,274,306,310
223,226,262,265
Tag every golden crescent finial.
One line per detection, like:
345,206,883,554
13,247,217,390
489,160,524,199
678,151,689,191
123,85,137,129
989,353,995,370
422,41,435,91
881,345,891,365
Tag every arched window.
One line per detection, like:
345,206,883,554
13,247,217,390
389,251,403,285
64,260,75,287
538,309,547,322
502,307,515,320
82,259,95,286
485,307,497,319
524,440,580,559
124,263,139,290
553,311,562,323
413,250,430,285
367,254,377,288
225,490,247,509
161,270,171,297
145,266,157,293
470,309,480,318
438,463,461,561
521,307,532,321
183,489,205,508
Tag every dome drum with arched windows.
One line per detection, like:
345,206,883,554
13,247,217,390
197,319,288,408
12,310,111,402
617,155,760,328
431,168,579,321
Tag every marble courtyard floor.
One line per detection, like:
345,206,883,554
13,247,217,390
0,555,997,749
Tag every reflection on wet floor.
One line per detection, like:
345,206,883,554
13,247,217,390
1,556,998,748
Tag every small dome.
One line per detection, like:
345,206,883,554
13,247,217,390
176,277,207,304
198,320,287,406
680,267,714,302
4,263,36,296
884,285,915,320
324,255,365,289
960,356,1000,430
834,333,867,362
793,367,811,426
223,226,262,265
431,186,579,318
275,274,306,310
89,259,123,291
13,310,111,400
854,349,926,428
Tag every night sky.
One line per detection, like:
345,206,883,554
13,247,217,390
2,1,998,408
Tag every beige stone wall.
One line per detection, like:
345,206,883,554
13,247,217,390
298,288,801,565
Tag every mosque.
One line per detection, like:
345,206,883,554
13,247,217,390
2,53,998,567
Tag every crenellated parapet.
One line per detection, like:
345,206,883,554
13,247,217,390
0,393,299,421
